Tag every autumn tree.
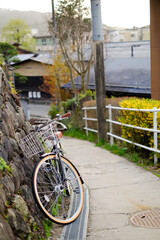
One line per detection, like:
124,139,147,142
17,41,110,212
42,53,73,105
1,19,36,51
52,0,92,97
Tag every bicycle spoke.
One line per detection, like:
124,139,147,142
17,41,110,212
32,155,83,224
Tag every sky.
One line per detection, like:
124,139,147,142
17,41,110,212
0,0,150,28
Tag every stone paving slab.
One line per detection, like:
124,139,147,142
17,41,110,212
61,137,160,240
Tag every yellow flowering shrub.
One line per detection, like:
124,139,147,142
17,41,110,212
119,98,160,159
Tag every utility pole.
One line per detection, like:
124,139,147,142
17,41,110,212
90,0,106,140
51,0,55,28
51,0,57,54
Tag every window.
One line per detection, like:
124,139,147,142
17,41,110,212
25,67,31,69
28,91,41,99
28,91,32,98
42,38,47,46
33,91,37,98
37,92,41,98
131,33,136,38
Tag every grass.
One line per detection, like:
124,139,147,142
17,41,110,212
103,143,127,157
63,128,97,142
152,172,160,178
63,127,160,178
43,219,52,238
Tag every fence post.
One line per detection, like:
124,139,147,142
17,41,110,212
153,107,158,164
109,104,113,145
84,108,88,136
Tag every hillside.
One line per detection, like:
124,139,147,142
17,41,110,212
0,8,51,35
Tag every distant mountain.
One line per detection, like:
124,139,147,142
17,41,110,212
0,8,52,35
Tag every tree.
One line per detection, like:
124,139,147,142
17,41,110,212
0,42,18,78
0,42,17,63
0,42,28,87
1,19,36,51
41,53,73,105
52,0,93,97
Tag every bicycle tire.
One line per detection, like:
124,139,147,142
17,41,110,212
32,154,84,225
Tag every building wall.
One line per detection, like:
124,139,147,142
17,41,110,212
122,31,133,41
105,26,150,42
35,36,54,52
15,60,49,76
142,28,150,40
36,37,53,47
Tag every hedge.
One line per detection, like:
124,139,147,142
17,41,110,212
119,98,160,160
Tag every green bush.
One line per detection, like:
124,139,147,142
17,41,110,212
15,72,28,84
48,104,64,119
66,108,84,130
62,90,95,112
85,89,96,100
62,98,78,112
119,98,160,160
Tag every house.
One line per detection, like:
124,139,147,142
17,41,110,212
104,26,150,42
62,41,151,97
11,53,53,101
34,34,54,53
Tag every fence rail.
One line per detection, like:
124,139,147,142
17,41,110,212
82,105,160,164
83,107,98,135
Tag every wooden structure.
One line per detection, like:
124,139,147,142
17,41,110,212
12,54,52,100
90,0,106,140
150,0,160,99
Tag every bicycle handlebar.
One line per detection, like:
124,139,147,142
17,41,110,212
57,112,71,120
60,112,71,119
34,112,71,131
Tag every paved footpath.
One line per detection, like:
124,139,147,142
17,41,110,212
61,137,160,240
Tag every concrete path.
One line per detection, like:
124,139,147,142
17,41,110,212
61,137,160,240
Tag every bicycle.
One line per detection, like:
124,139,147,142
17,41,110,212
19,112,84,225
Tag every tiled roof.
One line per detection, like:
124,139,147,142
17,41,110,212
62,41,151,95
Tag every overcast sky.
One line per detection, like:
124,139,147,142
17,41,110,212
0,0,150,28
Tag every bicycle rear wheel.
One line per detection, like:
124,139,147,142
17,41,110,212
32,155,84,225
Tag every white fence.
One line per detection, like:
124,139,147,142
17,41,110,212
83,105,160,164
83,106,98,135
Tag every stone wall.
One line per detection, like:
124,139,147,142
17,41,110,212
0,68,47,240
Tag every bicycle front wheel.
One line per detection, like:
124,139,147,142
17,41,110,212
32,155,84,225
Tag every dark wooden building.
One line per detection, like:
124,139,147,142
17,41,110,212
11,53,53,100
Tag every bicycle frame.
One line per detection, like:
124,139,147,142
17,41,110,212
40,120,84,185
41,152,84,185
